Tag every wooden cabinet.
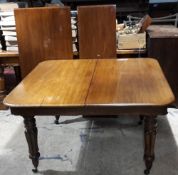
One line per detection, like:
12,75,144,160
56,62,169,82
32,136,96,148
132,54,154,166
0,51,20,109
147,25,178,107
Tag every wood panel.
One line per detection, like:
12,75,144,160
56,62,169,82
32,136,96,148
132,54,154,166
14,7,73,78
0,51,19,58
147,25,178,107
77,5,116,59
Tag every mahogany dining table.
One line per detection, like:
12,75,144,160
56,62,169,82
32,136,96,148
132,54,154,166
4,58,175,174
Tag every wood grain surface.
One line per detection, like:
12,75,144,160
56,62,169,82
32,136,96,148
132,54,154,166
78,5,116,59
0,51,19,58
15,7,73,78
4,60,96,106
4,58,175,108
86,58,174,106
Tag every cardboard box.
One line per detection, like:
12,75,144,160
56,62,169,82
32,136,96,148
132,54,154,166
117,32,146,50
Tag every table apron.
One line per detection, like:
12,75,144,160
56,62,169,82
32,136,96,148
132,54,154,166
10,105,168,116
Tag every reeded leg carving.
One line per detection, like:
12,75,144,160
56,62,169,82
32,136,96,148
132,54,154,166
54,115,60,124
144,116,157,175
23,116,40,173
138,115,144,125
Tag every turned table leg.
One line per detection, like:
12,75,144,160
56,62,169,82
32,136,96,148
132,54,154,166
138,115,144,125
54,115,60,124
23,116,40,172
144,116,157,175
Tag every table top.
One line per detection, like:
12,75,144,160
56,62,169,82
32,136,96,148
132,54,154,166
4,58,175,116
147,25,178,38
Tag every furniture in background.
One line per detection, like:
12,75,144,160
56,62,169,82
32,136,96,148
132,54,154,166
14,6,73,78
147,25,178,107
77,5,116,59
0,51,20,88
0,51,19,109
4,58,175,175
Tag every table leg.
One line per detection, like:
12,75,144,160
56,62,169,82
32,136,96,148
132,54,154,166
13,65,22,85
144,116,157,175
23,116,40,172
138,115,144,125
54,115,60,124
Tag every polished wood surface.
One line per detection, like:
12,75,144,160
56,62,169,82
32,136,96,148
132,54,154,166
4,59,97,106
4,58,174,108
15,7,73,78
78,5,116,59
86,58,174,106
0,51,19,58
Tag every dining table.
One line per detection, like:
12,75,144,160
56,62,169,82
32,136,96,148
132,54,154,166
3,58,175,174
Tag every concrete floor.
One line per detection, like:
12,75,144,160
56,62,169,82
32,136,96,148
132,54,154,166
0,108,178,175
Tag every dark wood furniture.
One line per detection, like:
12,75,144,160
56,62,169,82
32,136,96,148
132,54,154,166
4,58,174,175
147,25,178,107
0,51,20,83
77,5,116,59
14,7,73,78
0,51,20,109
